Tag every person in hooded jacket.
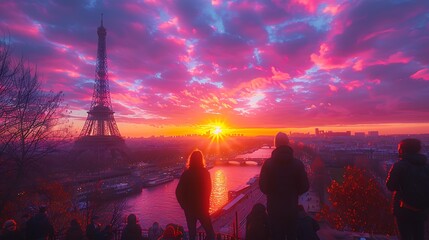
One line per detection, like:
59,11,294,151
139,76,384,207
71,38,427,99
175,150,215,240
26,206,54,240
65,219,84,240
86,217,101,240
296,205,320,240
148,222,163,240
100,224,114,240
386,138,429,240
0,219,23,240
259,132,309,240
245,203,269,240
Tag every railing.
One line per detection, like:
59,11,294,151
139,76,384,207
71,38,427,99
198,232,239,240
56,229,239,240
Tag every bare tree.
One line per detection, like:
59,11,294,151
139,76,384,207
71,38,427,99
0,37,22,130
0,37,70,213
81,189,127,229
109,200,127,229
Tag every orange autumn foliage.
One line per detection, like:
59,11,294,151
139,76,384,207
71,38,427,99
320,166,395,235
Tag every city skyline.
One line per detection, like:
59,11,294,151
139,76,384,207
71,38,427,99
1,0,429,137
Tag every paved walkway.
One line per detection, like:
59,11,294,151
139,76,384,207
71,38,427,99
208,182,265,239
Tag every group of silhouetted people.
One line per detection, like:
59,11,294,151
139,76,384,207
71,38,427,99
0,207,54,240
82,215,184,240
175,132,320,240
245,203,320,240
83,216,115,240
175,133,428,240
0,210,186,240
2,133,428,240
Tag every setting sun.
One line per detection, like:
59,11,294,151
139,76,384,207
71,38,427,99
198,120,230,137
213,126,222,136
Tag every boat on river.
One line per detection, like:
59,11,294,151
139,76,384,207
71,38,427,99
74,179,142,204
142,174,174,188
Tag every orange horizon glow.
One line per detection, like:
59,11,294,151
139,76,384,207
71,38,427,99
70,120,429,138
4,1,429,141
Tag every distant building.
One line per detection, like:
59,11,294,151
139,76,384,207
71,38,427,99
355,132,366,137
368,131,379,137
314,128,351,137
325,131,351,137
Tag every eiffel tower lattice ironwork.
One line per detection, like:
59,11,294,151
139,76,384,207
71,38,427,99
75,16,126,161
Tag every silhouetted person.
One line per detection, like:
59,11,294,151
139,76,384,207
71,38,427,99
176,150,215,240
259,132,309,240
296,205,320,240
386,138,429,240
148,222,163,240
0,219,23,240
65,219,84,240
86,216,101,240
157,226,174,240
26,206,54,240
121,214,142,240
101,224,114,240
157,225,180,240
163,224,185,240
245,203,269,240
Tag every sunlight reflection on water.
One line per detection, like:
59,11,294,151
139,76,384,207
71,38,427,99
210,169,228,214
125,166,261,229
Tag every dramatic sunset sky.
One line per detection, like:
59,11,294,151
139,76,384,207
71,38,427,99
1,0,429,137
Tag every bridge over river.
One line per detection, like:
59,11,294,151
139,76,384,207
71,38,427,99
214,146,273,166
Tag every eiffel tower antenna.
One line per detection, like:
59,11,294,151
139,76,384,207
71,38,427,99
74,16,127,166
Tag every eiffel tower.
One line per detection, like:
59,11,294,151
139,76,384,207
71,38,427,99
74,16,127,166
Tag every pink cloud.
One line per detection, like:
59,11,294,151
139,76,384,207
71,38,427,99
158,17,180,31
271,67,290,81
384,52,412,64
323,4,341,15
329,84,338,92
344,81,364,91
291,0,320,13
353,59,364,71
352,52,411,71
359,28,395,43
1,0,428,132
211,0,222,7
411,69,429,81
311,43,351,70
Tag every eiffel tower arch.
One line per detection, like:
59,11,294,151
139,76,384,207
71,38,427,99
73,16,128,169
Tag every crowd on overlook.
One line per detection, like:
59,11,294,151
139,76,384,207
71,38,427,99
1,134,428,240
0,205,319,240
0,207,187,240
0,208,188,240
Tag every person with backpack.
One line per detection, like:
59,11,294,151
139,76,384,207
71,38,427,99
386,138,429,240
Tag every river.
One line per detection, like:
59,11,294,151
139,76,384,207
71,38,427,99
124,165,262,229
